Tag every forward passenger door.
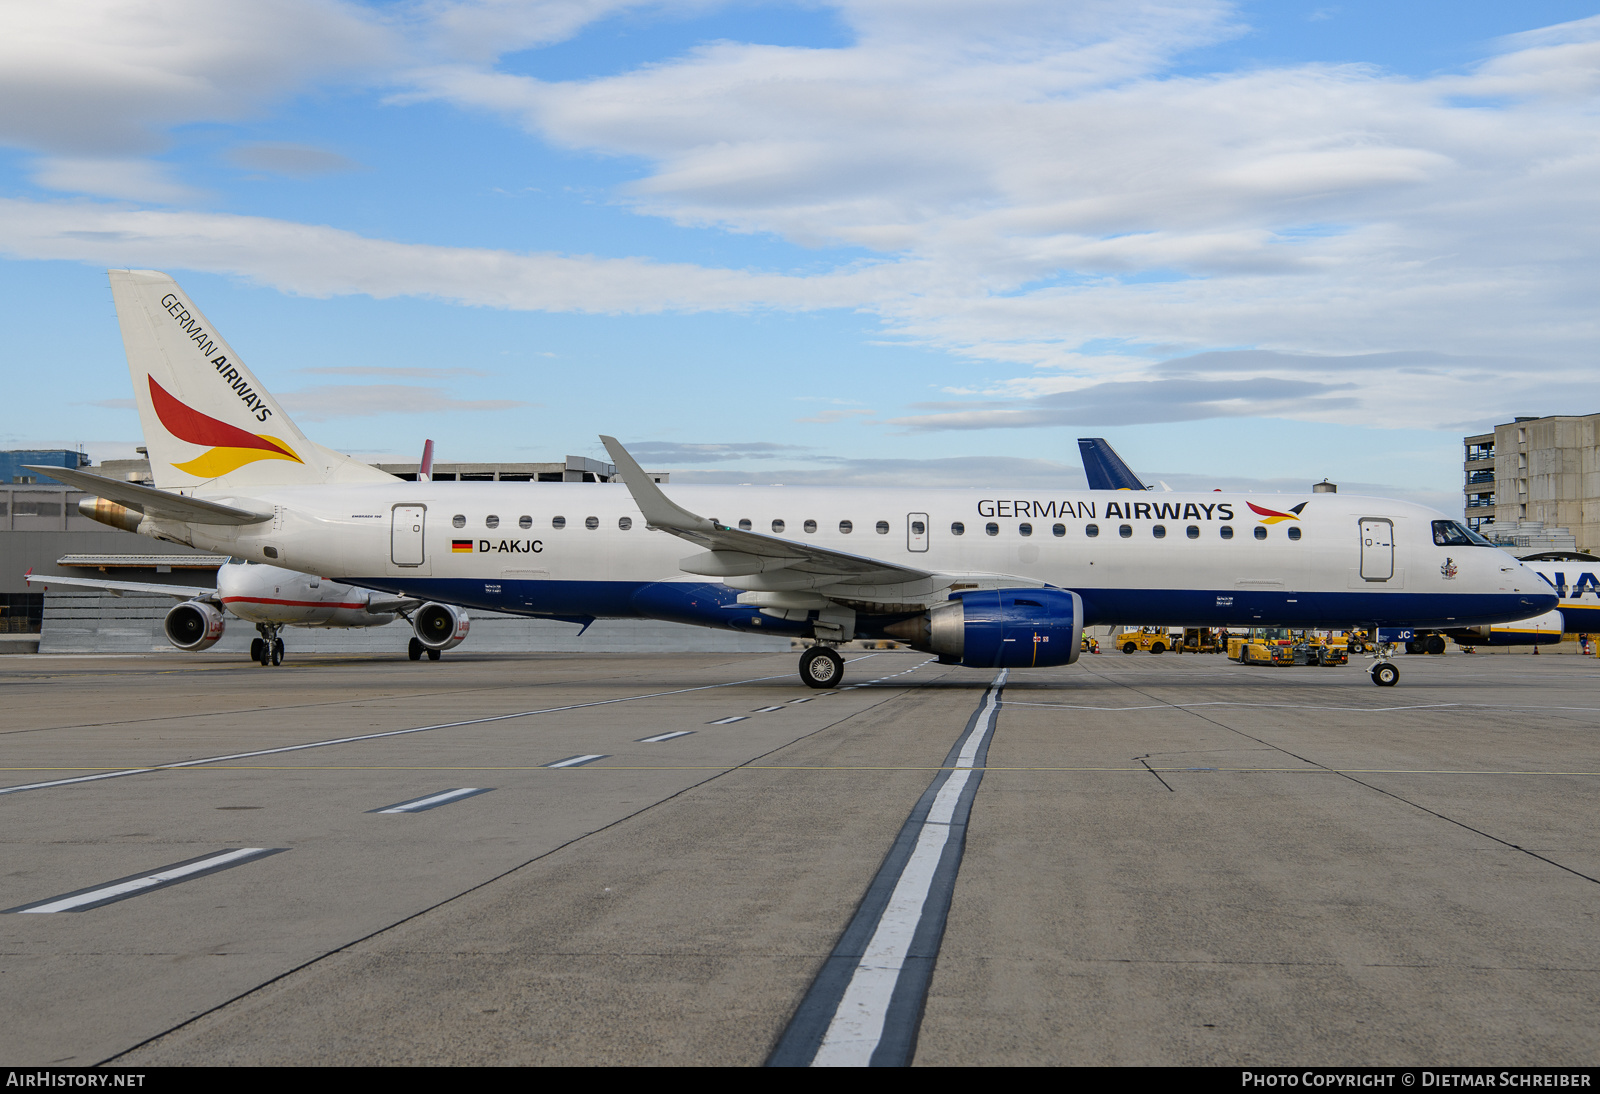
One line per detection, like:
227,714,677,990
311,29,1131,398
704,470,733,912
1359,519,1393,581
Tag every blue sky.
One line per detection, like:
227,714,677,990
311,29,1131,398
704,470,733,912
4,0,1599,512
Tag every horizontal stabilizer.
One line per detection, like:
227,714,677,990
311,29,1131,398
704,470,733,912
25,465,270,526
1077,438,1148,491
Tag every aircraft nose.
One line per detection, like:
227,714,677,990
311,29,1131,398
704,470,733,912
1516,562,1560,610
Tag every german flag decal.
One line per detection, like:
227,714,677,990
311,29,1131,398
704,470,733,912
452,540,474,553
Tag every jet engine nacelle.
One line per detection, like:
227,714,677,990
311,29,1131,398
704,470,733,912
1452,608,1565,646
413,602,470,651
887,588,1083,668
164,601,227,651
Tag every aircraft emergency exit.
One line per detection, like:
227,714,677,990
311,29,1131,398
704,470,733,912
36,270,1558,688
26,558,470,665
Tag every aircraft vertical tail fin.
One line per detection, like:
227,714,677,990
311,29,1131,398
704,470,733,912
108,270,395,491
1077,438,1148,491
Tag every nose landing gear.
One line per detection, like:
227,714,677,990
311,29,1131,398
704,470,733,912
1365,630,1399,686
799,646,844,689
252,623,285,666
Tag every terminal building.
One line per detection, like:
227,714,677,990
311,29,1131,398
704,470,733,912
1464,414,1600,554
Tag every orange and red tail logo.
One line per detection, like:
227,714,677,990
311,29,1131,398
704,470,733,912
1247,501,1307,524
148,376,302,478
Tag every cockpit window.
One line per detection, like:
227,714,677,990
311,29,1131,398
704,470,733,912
1433,519,1492,547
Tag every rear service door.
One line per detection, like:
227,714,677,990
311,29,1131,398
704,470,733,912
907,512,929,552
392,505,426,566
1360,519,1393,581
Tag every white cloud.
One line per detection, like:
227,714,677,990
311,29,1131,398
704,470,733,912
30,157,203,204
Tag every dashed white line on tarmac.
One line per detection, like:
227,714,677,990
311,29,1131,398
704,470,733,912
4,848,286,913
371,787,491,814
709,716,748,725
545,754,608,769
638,731,694,743
753,705,785,713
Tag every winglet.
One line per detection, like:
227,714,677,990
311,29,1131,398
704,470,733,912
599,436,715,532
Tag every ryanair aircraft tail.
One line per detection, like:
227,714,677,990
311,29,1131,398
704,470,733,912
109,270,396,491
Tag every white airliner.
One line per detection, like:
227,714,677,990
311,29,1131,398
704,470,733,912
35,270,1557,688
26,558,470,665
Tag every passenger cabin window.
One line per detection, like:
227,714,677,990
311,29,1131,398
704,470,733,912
1052,524,1065,537
519,515,532,530
619,517,633,531
452,514,466,528
552,516,566,529
840,520,854,534
1219,525,1233,539
912,520,926,535
950,522,965,535
585,516,599,530
772,519,785,533
1152,524,1166,539
1118,524,1132,538
985,522,999,536
804,520,817,533
1254,526,1267,540
1019,523,1032,537
739,519,752,531
485,514,499,529
1085,524,1099,537
876,521,890,534
1186,525,1199,539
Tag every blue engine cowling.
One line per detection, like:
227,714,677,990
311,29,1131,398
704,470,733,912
903,588,1082,668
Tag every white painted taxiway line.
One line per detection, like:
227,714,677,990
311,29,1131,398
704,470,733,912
545,754,608,769
372,788,492,814
0,668,807,799
753,705,786,713
708,716,748,725
4,849,286,914
638,731,694,743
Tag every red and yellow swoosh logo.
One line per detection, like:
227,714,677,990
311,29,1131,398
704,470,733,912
1247,501,1307,524
148,376,302,478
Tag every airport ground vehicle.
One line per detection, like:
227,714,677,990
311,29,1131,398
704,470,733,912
1230,627,1296,666
1177,627,1225,653
1119,627,1178,654
1081,634,1100,654
39,270,1557,689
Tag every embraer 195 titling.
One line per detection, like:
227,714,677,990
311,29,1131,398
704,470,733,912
38,270,1557,689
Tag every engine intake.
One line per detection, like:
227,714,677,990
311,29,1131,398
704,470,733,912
413,602,470,650
164,601,226,651
886,588,1082,668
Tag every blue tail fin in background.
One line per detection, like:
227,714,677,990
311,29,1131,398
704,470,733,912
1077,438,1148,491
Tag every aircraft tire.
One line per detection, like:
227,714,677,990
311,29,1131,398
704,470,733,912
427,648,441,661
1372,663,1399,687
1425,635,1447,655
799,647,844,689
271,639,284,666
250,638,264,663
408,637,423,662
1404,640,1422,655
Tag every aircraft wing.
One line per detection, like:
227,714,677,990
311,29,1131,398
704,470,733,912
365,596,424,615
23,465,271,526
602,436,931,586
1076,438,1147,491
25,570,218,601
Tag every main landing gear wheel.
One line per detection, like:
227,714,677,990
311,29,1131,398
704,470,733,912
409,637,424,662
251,638,264,664
427,648,441,661
1372,662,1400,687
271,638,284,666
800,646,844,689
